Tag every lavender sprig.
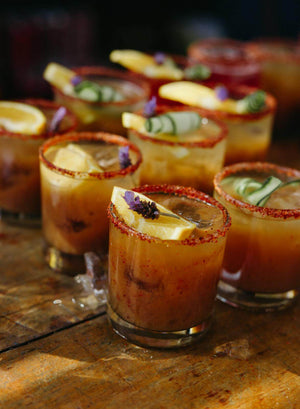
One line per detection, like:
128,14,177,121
118,145,132,169
154,52,166,65
143,96,157,117
123,190,180,220
71,75,83,86
48,106,67,133
215,85,229,101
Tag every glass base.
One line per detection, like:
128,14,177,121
217,280,298,312
44,244,108,277
0,208,41,228
107,303,211,349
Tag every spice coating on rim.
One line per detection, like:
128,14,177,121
52,66,151,106
129,104,228,148
0,99,78,141
108,184,231,245
39,131,143,180
246,38,300,64
214,162,300,219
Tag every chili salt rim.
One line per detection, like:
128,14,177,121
129,104,228,148
213,162,300,219
187,38,260,76
52,66,150,107
245,38,300,64
193,83,276,122
0,99,78,141
39,131,143,180
107,184,231,246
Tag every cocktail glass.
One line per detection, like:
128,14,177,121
187,37,261,87
39,132,142,275
52,66,150,135
107,184,231,348
127,105,227,194
213,162,300,311
0,99,78,226
245,38,300,130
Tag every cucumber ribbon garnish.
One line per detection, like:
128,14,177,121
233,176,300,206
145,111,202,135
71,77,124,103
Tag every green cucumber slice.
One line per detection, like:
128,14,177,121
246,176,282,206
74,80,123,102
233,177,263,196
184,64,211,80
145,111,201,135
281,179,300,187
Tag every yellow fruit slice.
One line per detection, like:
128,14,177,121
111,186,195,240
110,49,183,80
0,101,47,135
53,143,103,173
159,81,244,114
43,62,77,96
122,112,146,132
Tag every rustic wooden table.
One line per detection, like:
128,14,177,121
0,139,299,409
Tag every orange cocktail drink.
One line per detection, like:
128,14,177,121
0,99,77,225
107,184,231,348
214,162,300,311
39,132,142,275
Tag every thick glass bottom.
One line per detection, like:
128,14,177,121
0,208,41,228
107,303,211,349
44,244,108,277
217,280,298,312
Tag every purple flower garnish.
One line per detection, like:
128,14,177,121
123,191,160,220
143,96,157,117
48,106,67,132
71,75,83,86
215,85,229,101
118,145,132,169
154,52,166,65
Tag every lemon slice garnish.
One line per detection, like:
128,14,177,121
111,186,195,240
0,101,47,135
53,143,103,173
110,49,184,80
159,81,244,114
43,62,77,96
122,112,146,132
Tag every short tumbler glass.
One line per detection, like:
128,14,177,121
107,184,231,348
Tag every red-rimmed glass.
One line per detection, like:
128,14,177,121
52,66,150,135
0,99,78,226
127,104,228,194
213,162,300,311
107,184,231,348
187,38,261,87
39,131,142,275
189,84,277,165
245,38,300,128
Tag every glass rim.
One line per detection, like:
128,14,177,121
213,161,300,219
246,38,300,64
0,98,78,140
192,83,277,121
107,184,231,246
52,66,151,106
39,131,143,180
129,104,228,148
187,38,260,71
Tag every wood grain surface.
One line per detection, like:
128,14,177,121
0,140,299,408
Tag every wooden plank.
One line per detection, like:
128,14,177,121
0,222,106,351
0,301,299,409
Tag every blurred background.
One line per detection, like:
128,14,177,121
0,0,299,100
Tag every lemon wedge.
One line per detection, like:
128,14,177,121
159,81,244,114
111,186,195,240
43,62,77,96
53,143,103,173
110,49,184,80
0,101,47,135
122,112,146,132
